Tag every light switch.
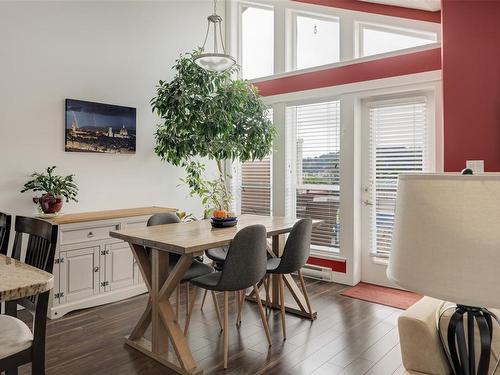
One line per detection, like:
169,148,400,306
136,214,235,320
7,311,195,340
466,160,484,173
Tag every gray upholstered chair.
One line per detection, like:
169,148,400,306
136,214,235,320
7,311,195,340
190,224,272,369
265,218,313,339
147,213,218,333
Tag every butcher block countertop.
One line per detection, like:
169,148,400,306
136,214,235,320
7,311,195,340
46,206,177,225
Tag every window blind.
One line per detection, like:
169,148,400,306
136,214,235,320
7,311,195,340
240,110,273,216
288,100,341,252
368,99,428,257
240,157,272,215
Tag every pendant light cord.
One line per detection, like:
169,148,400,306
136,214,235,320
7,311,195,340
199,0,226,54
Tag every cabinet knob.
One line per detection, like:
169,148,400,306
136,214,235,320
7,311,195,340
94,266,99,273
87,231,94,237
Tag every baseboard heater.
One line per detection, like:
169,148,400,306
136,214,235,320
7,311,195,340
301,263,333,282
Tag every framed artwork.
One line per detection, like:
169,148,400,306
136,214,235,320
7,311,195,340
65,99,136,154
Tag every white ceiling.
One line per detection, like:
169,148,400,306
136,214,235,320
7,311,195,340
359,0,441,12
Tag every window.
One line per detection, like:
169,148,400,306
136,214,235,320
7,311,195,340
287,100,341,253
367,98,429,257
359,24,437,57
238,109,273,216
240,157,272,215
240,4,274,79
293,13,340,70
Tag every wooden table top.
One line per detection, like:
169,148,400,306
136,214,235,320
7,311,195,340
110,214,319,255
47,206,177,225
0,255,54,302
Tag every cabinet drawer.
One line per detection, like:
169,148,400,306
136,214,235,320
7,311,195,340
126,220,147,229
60,224,119,245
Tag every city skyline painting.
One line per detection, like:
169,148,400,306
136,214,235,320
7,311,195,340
65,99,136,154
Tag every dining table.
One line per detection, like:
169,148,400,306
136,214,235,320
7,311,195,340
0,254,54,302
109,214,321,375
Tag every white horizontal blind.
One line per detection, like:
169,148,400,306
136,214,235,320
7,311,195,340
288,100,341,252
368,99,428,257
240,157,272,215
240,110,273,216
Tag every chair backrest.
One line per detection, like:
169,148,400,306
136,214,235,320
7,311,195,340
11,216,58,276
147,213,181,264
0,212,12,256
217,224,267,291
147,212,180,227
275,218,312,274
6,216,58,356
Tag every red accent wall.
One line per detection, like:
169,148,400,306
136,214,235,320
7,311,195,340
254,48,441,97
307,256,347,273
293,0,441,23
442,1,500,172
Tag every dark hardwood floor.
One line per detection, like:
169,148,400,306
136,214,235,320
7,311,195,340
19,278,404,375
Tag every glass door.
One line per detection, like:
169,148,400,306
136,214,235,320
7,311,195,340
361,96,431,285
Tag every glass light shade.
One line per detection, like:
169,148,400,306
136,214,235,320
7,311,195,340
194,53,236,72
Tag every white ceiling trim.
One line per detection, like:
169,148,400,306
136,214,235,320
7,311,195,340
358,0,441,12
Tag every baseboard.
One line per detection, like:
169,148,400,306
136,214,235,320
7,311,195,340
49,284,148,319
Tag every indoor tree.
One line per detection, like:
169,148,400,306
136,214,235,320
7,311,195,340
151,51,275,216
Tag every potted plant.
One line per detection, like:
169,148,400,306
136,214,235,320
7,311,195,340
151,51,275,221
21,166,79,214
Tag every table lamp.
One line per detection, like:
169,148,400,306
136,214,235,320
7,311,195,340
387,172,500,375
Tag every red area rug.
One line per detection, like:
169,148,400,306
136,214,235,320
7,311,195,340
341,282,423,310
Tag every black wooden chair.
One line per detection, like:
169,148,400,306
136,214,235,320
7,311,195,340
264,218,313,340
146,213,218,333
0,212,12,256
190,224,272,369
0,216,58,375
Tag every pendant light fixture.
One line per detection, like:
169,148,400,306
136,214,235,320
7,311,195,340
194,0,236,73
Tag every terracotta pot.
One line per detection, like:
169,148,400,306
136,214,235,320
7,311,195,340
39,195,63,214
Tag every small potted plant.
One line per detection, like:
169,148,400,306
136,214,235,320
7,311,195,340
21,166,78,215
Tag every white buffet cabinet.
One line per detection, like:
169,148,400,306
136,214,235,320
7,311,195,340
47,207,176,319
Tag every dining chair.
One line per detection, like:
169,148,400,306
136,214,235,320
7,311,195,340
146,213,220,333
0,216,58,375
190,224,272,369
264,218,313,340
0,212,12,256
200,247,227,308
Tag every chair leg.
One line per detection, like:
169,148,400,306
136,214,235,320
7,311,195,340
264,274,270,313
200,289,208,310
176,285,181,320
223,291,229,369
32,351,45,375
236,290,245,326
253,284,272,347
200,261,215,311
184,286,198,335
211,291,223,331
279,275,287,340
298,269,314,319
185,283,190,320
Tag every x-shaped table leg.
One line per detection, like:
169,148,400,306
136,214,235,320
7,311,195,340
126,244,202,375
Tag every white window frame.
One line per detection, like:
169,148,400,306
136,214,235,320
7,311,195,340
288,9,340,72
228,0,441,78
285,97,342,255
361,92,436,266
356,22,438,58
237,1,275,80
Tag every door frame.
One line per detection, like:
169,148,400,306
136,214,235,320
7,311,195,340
359,91,438,286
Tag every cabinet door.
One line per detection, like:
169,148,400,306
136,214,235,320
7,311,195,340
104,242,135,291
59,246,100,303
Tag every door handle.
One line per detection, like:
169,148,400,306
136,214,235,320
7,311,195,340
362,200,374,206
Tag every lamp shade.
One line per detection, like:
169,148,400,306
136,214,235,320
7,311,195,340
387,173,500,308
193,53,236,73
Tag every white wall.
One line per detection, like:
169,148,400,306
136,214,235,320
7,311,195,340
0,0,219,217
